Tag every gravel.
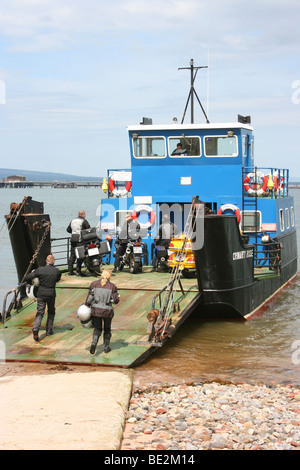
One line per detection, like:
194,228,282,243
121,381,300,450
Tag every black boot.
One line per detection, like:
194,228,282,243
90,334,99,354
33,329,39,342
104,339,111,353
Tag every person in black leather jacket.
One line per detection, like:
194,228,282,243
24,254,61,342
113,213,143,272
67,210,90,276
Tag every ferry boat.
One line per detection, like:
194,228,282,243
99,59,297,320
1,60,297,367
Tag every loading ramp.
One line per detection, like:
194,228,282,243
0,268,201,368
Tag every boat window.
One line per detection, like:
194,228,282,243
240,210,261,232
279,209,284,231
291,206,295,227
168,136,201,158
250,139,254,166
285,208,290,229
132,136,166,159
204,135,238,157
242,135,247,157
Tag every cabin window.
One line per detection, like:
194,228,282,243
291,206,295,227
242,135,248,157
250,139,254,166
285,208,290,229
132,136,166,159
279,209,284,231
168,136,201,158
204,135,238,157
240,210,262,232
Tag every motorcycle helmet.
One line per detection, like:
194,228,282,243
26,285,37,299
80,318,93,329
77,304,92,322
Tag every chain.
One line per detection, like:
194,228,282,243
20,221,52,284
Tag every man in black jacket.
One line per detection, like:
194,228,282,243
24,255,61,342
113,213,143,272
66,209,90,276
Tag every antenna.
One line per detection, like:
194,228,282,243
178,58,209,124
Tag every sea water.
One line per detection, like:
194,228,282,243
0,187,300,385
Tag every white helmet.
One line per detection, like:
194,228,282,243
80,318,93,329
26,285,37,299
77,304,92,321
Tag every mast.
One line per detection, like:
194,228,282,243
179,58,209,124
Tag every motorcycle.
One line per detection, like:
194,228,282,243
153,244,170,272
75,227,111,275
115,239,145,274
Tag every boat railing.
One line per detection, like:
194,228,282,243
50,237,70,267
253,240,281,277
243,167,289,199
1,283,26,324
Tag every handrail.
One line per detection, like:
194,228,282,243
1,283,26,324
152,278,185,311
253,241,281,275
50,237,70,267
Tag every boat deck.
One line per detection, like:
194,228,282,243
0,267,201,368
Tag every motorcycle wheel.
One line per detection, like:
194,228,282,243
129,256,141,274
84,259,101,275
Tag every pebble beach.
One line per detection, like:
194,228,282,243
121,381,300,451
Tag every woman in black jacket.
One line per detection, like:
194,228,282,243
85,270,120,354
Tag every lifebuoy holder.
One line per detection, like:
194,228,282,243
132,204,155,229
244,171,268,196
217,204,241,223
108,178,132,197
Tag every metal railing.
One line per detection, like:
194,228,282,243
253,240,281,276
243,167,289,199
50,237,70,267
1,283,26,324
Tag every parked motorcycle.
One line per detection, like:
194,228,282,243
75,227,111,275
153,244,170,272
115,239,145,274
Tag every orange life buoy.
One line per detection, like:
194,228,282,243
132,205,155,229
217,204,241,223
108,178,132,197
244,171,268,196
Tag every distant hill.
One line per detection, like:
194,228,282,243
0,168,101,182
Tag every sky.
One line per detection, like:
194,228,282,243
0,0,300,177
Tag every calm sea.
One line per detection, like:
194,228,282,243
1,187,300,386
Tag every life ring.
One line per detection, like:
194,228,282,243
273,175,284,194
132,204,155,229
244,171,268,196
217,204,241,223
108,178,132,197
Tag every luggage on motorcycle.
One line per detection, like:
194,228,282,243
81,227,97,241
99,240,111,255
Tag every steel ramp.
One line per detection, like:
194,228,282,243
0,268,201,368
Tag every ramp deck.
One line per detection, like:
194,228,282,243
0,267,201,368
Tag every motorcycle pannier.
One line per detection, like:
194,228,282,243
99,240,111,255
81,227,97,241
